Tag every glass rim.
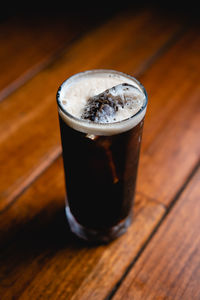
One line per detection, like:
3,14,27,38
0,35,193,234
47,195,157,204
56,69,148,128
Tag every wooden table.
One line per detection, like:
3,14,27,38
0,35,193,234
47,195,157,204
0,6,199,300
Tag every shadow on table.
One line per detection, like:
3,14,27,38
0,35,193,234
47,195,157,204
0,197,105,292
0,198,96,268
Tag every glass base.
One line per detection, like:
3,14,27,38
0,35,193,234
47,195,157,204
65,205,132,244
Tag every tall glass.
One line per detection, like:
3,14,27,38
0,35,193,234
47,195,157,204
56,70,148,243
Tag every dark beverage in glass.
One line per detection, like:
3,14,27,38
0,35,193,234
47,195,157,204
56,70,147,243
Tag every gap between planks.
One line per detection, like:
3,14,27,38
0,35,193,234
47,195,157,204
0,146,61,215
105,160,200,300
0,15,111,103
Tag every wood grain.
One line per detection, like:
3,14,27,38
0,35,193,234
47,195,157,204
0,157,165,300
0,9,183,211
0,9,199,300
137,28,200,205
113,167,200,300
0,14,99,101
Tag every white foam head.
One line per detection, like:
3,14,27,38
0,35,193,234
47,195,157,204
57,70,148,135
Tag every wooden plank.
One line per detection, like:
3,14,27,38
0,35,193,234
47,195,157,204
137,29,200,205
0,9,183,211
113,167,200,300
0,14,99,101
0,158,165,300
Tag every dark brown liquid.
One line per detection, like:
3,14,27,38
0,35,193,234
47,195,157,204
59,115,144,230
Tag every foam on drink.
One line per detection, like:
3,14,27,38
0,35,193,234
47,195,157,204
57,70,147,135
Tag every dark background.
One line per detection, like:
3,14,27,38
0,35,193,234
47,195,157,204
1,1,199,21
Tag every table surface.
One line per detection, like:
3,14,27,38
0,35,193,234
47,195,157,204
0,6,200,300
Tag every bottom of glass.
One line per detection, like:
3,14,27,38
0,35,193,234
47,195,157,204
65,205,132,244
